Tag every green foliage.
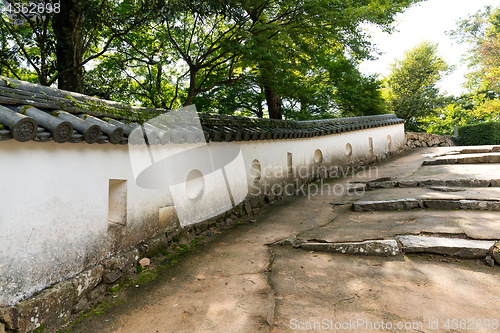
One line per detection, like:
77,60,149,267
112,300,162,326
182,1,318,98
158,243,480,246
422,91,500,135
423,104,470,136
160,237,204,266
1,0,422,119
330,62,387,117
135,270,157,285
240,0,421,119
0,0,159,89
425,6,500,137
458,121,500,145
33,325,45,333
421,5,500,138
385,41,451,131
0,0,57,84
449,5,500,93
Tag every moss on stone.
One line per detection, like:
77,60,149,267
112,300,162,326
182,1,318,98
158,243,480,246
18,105,31,114
135,271,157,285
33,324,45,333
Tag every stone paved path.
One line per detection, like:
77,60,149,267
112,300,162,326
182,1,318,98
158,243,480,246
65,146,500,333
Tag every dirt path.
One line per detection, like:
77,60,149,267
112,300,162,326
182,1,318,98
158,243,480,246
66,183,342,333
271,248,500,333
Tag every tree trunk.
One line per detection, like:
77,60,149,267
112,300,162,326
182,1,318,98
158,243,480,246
156,63,168,109
264,85,282,119
184,67,198,106
52,0,84,93
255,86,264,118
255,104,263,118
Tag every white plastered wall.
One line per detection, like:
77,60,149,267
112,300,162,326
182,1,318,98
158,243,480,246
238,124,404,193
0,123,404,306
0,141,174,306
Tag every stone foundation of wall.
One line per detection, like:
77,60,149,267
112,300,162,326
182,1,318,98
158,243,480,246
405,132,455,149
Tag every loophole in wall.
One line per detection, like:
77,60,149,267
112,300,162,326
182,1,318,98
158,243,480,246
345,143,352,156
314,149,323,164
186,169,205,199
250,159,262,182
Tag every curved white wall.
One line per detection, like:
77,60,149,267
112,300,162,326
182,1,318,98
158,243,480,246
0,123,404,306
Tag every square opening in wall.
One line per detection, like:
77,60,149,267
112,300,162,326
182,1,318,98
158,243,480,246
108,179,127,226
287,152,293,175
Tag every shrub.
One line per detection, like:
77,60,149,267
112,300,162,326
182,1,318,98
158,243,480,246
458,122,500,145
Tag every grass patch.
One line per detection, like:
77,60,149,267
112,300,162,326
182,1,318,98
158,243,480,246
160,237,204,266
135,270,157,285
68,296,128,329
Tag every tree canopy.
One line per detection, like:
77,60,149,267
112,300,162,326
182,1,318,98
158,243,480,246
449,5,500,94
385,41,451,131
0,0,422,119
421,5,500,136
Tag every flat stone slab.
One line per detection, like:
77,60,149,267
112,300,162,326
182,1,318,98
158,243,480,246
423,152,500,165
407,164,500,182
353,198,500,212
460,200,500,211
362,179,498,190
301,240,400,257
429,186,466,192
298,210,500,243
353,199,421,211
396,235,495,259
460,148,500,154
353,187,500,202
298,210,466,243
457,215,500,239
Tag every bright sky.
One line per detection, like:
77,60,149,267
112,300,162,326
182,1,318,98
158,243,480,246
359,0,498,96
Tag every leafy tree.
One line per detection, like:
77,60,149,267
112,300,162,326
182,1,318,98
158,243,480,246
193,78,266,117
84,1,250,108
0,0,158,92
422,91,500,135
83,0,417,118
424,5,500,136
423,103,472,136
1,0,421,120
385,41,452,131
329,59,387,117
193,54,387,120
84,22,181,109
449,5,500,93
200,0,419,119
0,0,57,85
236,0,423,119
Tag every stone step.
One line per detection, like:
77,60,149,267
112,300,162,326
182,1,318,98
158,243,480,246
423,152,500,165
352,187,500,202
407,164,500,183
434,148,499,156
353,199,500,212
297,210,500,243
396,235,495,259
363,178,500,190
353,199,421,211
460,147,500,154
301,239,400,257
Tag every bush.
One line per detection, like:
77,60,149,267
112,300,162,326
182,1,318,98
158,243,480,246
458,122,500,145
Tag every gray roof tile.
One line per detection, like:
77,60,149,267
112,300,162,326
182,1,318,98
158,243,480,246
0,76,404,145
